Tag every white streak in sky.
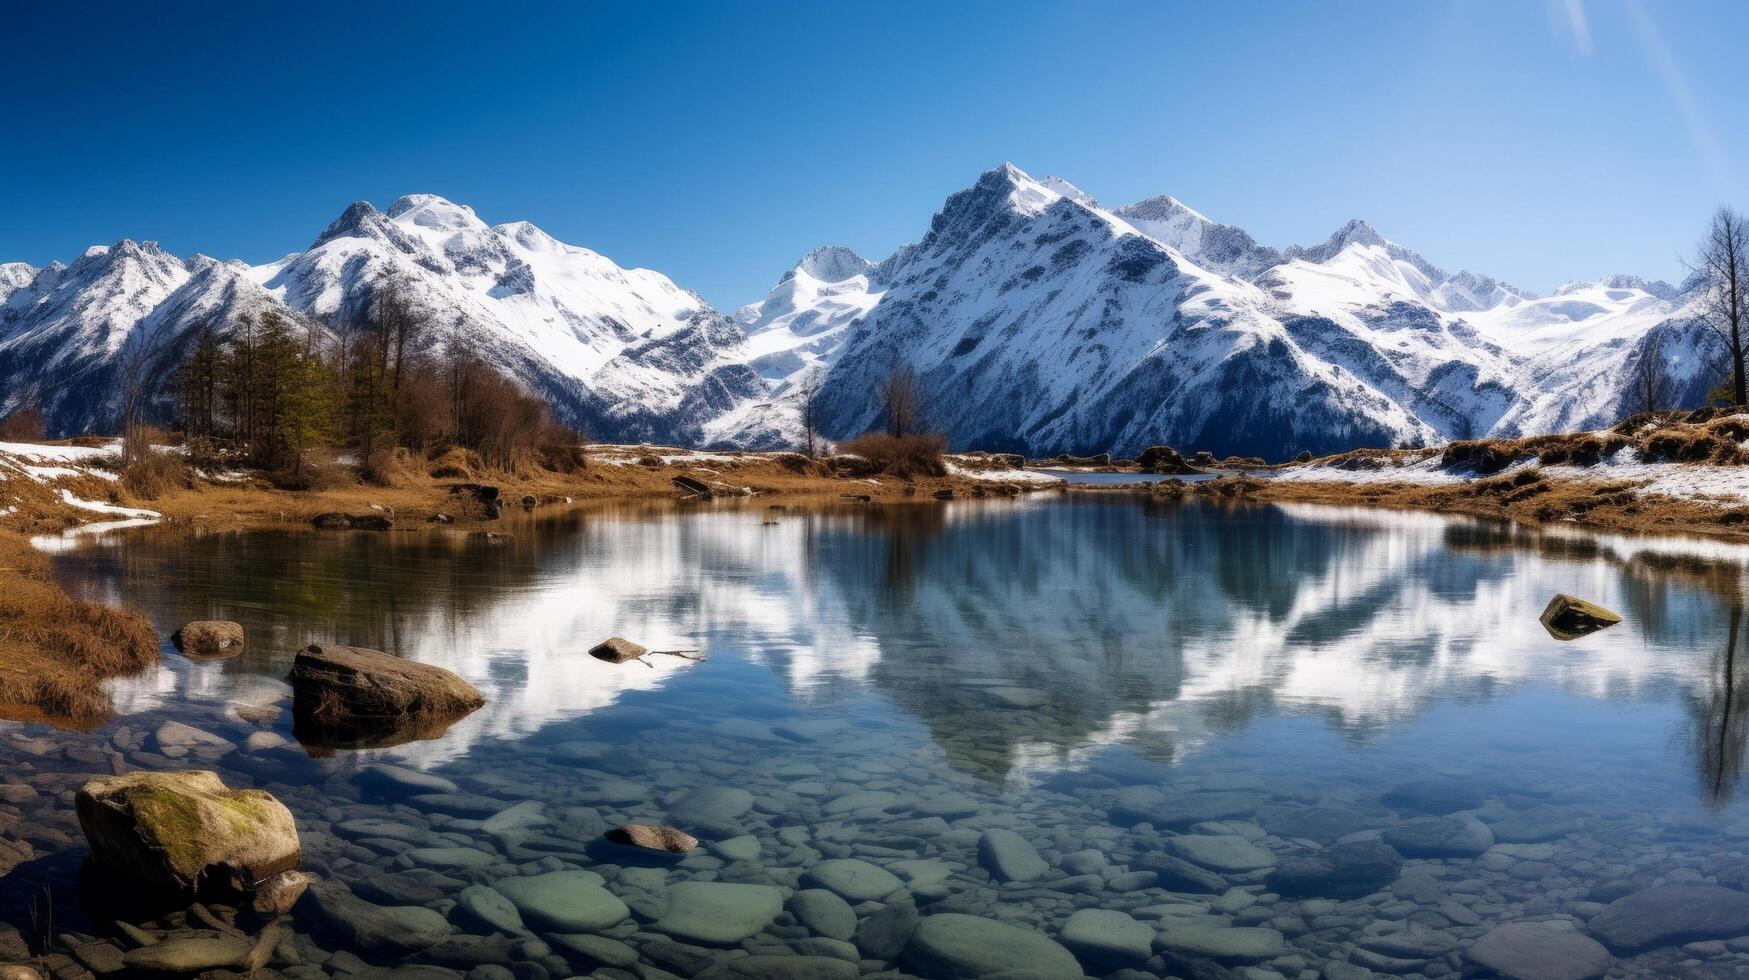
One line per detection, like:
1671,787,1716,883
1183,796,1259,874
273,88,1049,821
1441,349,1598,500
1625,0,1733,196
1563,0,1593,56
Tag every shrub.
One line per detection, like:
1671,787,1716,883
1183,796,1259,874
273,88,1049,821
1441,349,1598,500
429,446,484,479
121,449,191,500
837,432,948,478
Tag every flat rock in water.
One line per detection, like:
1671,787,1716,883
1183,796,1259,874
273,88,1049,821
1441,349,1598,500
1160,790,1271,828
493,869,628,932
695,956,858,980
1467,921,1614,980
788,888,857,941
1380,815,1494,858
650,881,784,946
1382,778,1485,815
121,935,251,973
355,764,458,798
1059,908,1154,967
803,857,903,902
1162,834,1275,872
148,720,235,757
1266,839,1403,899
978,828,1048,882
668,786,754,829
289,644,484,745
1153,925,1285,962
547,933,639,968
304,880,455,952
1136,853,1228,893
1586,883,1749,952
902,913,1082,978
1486,805,1583,843
455,884,526,935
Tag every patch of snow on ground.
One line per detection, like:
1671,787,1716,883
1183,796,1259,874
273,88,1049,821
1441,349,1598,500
57,489,158,519
946,462,1067,485
0,440,120,462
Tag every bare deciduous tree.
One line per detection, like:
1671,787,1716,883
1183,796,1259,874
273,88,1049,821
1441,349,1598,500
1633,331,1669,416
879,359,921,439
795,372,824,456
1693,206,1749,407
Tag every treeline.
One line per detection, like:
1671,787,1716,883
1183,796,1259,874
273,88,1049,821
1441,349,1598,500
174,280,577,486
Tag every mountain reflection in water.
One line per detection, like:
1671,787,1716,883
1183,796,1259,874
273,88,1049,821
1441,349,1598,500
51,496,1749,805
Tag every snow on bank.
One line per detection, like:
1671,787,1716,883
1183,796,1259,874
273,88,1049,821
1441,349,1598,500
1273,444,1749,506
945,460,1067,486
0,441,161,547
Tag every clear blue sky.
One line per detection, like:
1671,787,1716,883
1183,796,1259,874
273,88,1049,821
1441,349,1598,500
3,1,1744,307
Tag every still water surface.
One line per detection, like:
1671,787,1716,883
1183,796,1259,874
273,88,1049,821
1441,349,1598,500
6,496,1749,978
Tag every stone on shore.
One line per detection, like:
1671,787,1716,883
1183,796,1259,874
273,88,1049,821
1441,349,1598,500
902,914,1081,978
75,770,300,903
171,621,246,658
1467,921,1614,980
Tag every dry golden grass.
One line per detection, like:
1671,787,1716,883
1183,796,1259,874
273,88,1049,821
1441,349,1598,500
0,529,159,724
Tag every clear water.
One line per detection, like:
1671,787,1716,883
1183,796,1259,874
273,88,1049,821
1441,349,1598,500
5,496,1749,978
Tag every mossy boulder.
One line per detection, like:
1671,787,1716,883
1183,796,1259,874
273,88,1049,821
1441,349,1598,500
75,770,300,904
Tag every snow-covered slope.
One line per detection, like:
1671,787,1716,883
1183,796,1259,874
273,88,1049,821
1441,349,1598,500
250,194,766,443
784,164,1720,456
0,168,1724,456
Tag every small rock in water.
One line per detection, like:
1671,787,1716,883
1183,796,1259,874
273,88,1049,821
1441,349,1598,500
589,637,648,663
1539,593,1622,640
493,869,629,932
978,828,1048,882
902,913,1081,978
607,823,699,853
788,888,857,941
1467,920,1614,980
650,881,784,946
1059,908,1154,968
1585,883,1749,952
171,620,245,657
802,857,904,902
1162,834,1276,872
249,869,311,918
1266,839,1403,899
1380,814,1495,858
289,644,485,748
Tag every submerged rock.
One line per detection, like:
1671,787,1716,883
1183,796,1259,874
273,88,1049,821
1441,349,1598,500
903,914,1081,978
301,879,454,952
1539,594,1622,640
1059,908,1154,967
75,771,301,904
1586,883,1749,952
1266,839,1403,899
651,881,783,946
171,621,245,658
1467,920,1613,980
1381,814,1494,858
977,828,1048,882
288,644,485,750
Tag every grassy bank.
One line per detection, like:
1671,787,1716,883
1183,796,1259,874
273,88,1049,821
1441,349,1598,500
0,529,159,724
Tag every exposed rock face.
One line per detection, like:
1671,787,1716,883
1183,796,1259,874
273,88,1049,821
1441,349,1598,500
1540,594,1623,641
171,621,245,658
74,771,300,903
288,644,484,749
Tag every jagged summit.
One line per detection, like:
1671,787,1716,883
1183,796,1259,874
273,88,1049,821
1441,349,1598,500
787,246,874,285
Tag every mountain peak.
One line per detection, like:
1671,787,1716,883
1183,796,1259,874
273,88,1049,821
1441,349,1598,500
312,201,388,248
387,193,485,234
1038,176,1097,207
788,246,873,285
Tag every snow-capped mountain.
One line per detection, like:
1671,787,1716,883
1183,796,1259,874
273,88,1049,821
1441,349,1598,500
794,164,1718,456
0,166,1724,457
0,196,767,443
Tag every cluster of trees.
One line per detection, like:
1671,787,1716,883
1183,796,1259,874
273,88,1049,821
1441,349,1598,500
1633,206,1749,417
169,280,575,483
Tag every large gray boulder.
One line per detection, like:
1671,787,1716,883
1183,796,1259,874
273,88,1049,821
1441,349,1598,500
1586,883,1749,952
289,644,484,748
1467,921,1613,980
75,771,300,904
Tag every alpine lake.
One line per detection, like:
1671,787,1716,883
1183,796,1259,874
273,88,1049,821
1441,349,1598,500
5,494,1749,980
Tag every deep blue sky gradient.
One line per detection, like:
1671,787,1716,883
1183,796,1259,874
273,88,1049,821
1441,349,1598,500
3,1,1744,307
